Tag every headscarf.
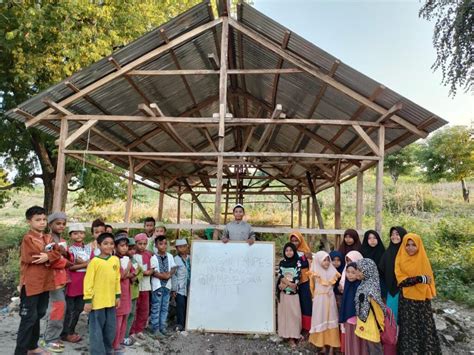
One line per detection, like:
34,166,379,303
339,262,361,323
378,226,407,296
311,251,339,286
329,250,345,295
338,229,361,256
361,230,386,265
290,230,311,284
134,233,148,242
277,243,301,301
395,233,436,301
339,250,363,290
355,258,386,322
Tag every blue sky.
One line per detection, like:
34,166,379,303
253,0,472,126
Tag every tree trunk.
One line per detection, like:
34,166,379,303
461,178,470,203
43,173,54,213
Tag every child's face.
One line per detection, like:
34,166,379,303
290,236,300,249
345,266,357,282
70,231,85,243
116,240,129,256
332,257,341,269
136,240,147,252
354,268,364,280
367,233,378,247
92,226,105,240
99,237,115,256
27,214,47,232
105,226,114,234
344,234,354,246
321,256,330,269
390,229,401,244
405,239,418,256
127,245,136,257
50,219,66,235
233,207,244,221
157,239,167,254
176,245,188,255
144,222,155,235
284,246,294,259
345,255,352,264
155,227,166,236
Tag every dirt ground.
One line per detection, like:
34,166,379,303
0,298,472,354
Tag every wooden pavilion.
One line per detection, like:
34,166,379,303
7,1,447,245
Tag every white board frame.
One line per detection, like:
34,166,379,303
186,240,276,334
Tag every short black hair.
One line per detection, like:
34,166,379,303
105,224,113,230
144,217,156,226
346,262,358,270
26,206,46,220
115,229,128,236
154,235,167,244
91,218,106,233
97,232,115,245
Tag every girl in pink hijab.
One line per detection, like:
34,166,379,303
339,250,364,292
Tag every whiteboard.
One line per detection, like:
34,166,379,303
186,240,275,334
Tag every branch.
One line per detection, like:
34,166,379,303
0,174,42,191
68,185,84,192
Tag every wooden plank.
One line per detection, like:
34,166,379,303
127,68,303,76
182,179,213,224
375,126,385,234
356,171,364,230
158,177,165,221
305,171,328,250
24,18,223,128
52,118,68,212
64,119,98,148
295,126,343,153
352,124,380,156
124,158,134,223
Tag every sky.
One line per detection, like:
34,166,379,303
253,0,472,127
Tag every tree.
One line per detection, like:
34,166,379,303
384,144,420,184
419,0,473,96
0,1,200,211
417,126,473,202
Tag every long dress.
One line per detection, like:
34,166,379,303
297,253,312,331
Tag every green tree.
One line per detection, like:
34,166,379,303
384,144,420,184
0,0,200,211
417,126,473,202
419,0,473,96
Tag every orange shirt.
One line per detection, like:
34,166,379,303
20,230,61,296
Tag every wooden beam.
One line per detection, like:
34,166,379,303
295,126,343,153
375,125,385,234
356,171,364,230
182,179,213,224
124,158,134,223
52,118,68,212
271,31,291,107
64,119,98,148
305,171,329,250
351,124,380,156
157,177,165,221
24,18,223,128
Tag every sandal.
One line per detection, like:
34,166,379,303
28,349,51,355
62,334,81,343
44,342,64,353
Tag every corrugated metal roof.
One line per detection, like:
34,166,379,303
5,1,448,194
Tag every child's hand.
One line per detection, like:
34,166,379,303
76,257,85,264
115,299,121,308
163,272,171,280
171,291,176,299
32,253,49,264
222,238,229,244
338,285,343,293
247,238,255,246
84,304,92,313
425,275,432,284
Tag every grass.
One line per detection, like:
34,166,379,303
0,172,472,306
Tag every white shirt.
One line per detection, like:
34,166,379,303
135,253,158,292
151,252,176,291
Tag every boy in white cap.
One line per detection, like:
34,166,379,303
221,204,255,245
61,223,90,343
171,239,191,331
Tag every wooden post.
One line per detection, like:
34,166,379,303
176,188,181,238
297,187,302,228
213,16,229,240
356,171,364,230
375,125,385,234
52,117,68,212
190,201,194,236
305,171,328,250
224,181,230,224
124,157,134,224
157,177,165,221
290,193,294,228
334,181,341,247
306,197,310,228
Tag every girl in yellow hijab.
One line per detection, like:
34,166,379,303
289,231,313,335
395,233,441,354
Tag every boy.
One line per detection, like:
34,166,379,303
41,212,71,353
147,221,167,254
150,236,176,338
15,206,61,355
123,238,143,346
83,233,121,355
171,239,191,331
62,223,90,343
88,218,106,257
143,217,156,239
129,233,157,340
221,204,255,245
105,224,114,234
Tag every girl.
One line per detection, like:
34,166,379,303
113,233,133,352
395,234,441,354
339,262,366,355
338,229,362,257
309,251,340,353
329,250,345,309
289,231,313,334
378,226,407,321
355,258,386,355
276,243,302,348
361,230,386,297
339,250,363,292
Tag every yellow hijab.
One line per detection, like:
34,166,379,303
290,230,311,283
395,233,436,300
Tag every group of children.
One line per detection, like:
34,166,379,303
15,207,190,355
277,228,441,355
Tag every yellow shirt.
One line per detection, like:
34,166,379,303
83,255,121,310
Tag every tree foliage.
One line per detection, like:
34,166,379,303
0,0,200,210
419,0,473,96
384,144,420,184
